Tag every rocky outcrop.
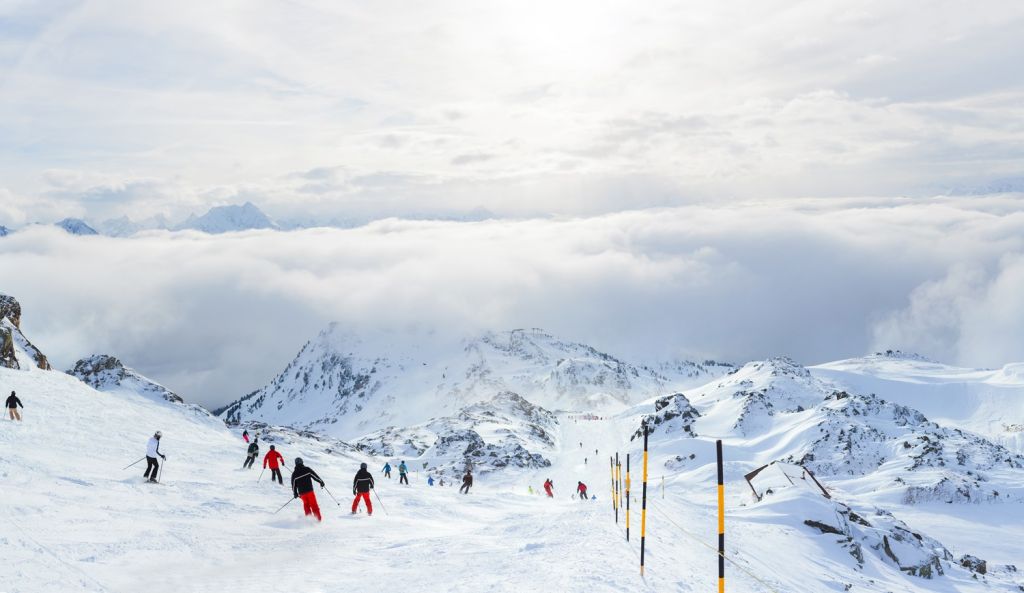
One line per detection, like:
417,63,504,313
68,354,183,404
0,295,21,329
633,393,700,440
354,391,557,477
0,295,50,370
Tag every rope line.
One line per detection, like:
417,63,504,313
644,501,783,593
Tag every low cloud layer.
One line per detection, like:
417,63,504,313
3,197,1024,409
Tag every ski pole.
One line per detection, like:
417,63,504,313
322,485,341,506
158,459,165,483
122,457,146,470
372,489,389,516
258,468,266,483
273,497,297,514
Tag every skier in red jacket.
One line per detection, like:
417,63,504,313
263,445,285,485
576,481,588,501
544,479,554,498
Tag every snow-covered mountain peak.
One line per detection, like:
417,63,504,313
67,354,184,404
176,201,278,233
219,325,674,439
54,217,99,235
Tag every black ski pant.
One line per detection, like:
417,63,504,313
384,470,391,478
144,456,159,480
271,468,283,484
243,455,256,469
399,473,408,485
460,483,471,494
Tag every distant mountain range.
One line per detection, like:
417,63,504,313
0,202,500,238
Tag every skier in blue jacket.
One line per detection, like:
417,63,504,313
383,462,392,479
398,461,409,485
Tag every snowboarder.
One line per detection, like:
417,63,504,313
576,481,588,501
427,475,435,486
398,460,409,485
243,438,259,469
263,445,285,485
242,429,250,443
382,462,392,479
351,462,374,515
6,391,23,421
460,469,473,494
543,479,554,498
144,431,166,483
291,458,325,521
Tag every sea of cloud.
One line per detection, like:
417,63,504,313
3,196,1024,408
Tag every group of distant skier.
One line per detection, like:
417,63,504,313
138,427,478,521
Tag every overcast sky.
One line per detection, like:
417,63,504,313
2,0,1023,225
2,2,1024,408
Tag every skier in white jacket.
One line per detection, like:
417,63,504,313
144,431,166,483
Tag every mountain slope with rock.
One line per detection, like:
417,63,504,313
218,325,722,439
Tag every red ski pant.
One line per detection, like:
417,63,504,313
352,491,373,514
299,491,322,521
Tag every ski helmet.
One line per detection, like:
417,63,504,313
154,431,162,438
294,457,303,466
269,445,275,451
360,462,367,470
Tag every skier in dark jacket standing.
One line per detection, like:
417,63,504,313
291,458,325,521
243,438,259,469
144,431,166,483
460,469,473,494
351,463,375,515
6,391,22,421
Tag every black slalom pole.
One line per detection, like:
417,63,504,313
640,425,649,576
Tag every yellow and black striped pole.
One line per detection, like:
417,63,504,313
717,439,725,593
610,456,617,522
625,453,631,542
640,425,649,576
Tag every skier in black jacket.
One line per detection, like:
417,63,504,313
243,438,259,469
291,458,325,521
460,469,473,494
6,391,22,421
351,462,375,515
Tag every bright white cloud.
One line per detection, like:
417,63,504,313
1,0,1024,224
3,197,1024,408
